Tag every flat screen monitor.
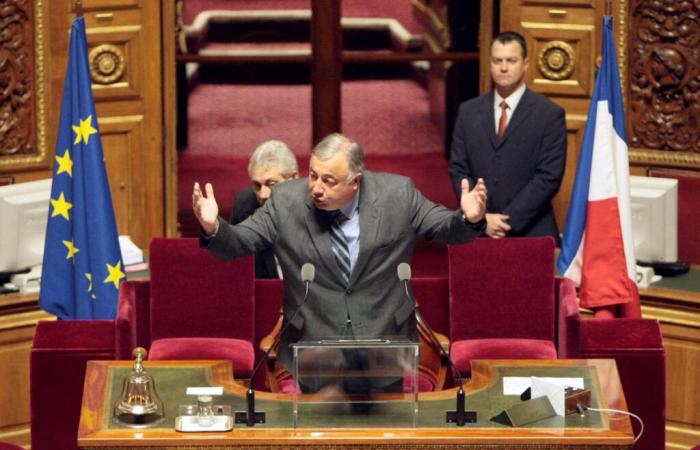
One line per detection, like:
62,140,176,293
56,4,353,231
629,175,678,263
0,178,52,273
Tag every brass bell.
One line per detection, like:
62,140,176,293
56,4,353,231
113,347,165,427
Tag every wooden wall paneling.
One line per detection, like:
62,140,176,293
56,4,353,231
161,0,179,238
662,323,700,427
99,116,146,244
639,294,700,450
552,115,586,230
479,0,495,95
0,308,54,447
50,0,166,253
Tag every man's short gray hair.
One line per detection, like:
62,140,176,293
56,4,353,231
248,140,298,178
312,133,365,181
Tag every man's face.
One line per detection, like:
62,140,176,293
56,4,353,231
308,151,361,211
250,163,296,206
490,40,528,97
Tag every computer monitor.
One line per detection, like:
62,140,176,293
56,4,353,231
629,175,678,263
0,178,52,274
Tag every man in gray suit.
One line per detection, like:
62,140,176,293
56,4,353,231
193,133,487,372
449,31,566,244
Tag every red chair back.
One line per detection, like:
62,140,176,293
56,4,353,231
149,238,255,342
448,237,556,342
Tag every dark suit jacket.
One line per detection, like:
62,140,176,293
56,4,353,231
449,87,567,243
204,171,484,370
230,188,279,279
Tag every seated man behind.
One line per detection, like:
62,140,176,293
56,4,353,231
231,140,299,278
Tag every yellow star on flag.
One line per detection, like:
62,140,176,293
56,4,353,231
62,239,80,260
85,273,96,299
55,149,73,177
72,115,98,145
104,261,126,290
50,192,73,221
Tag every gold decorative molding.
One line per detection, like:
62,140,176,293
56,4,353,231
175,0,186,54
617,0,627,97
89,44,125,84
521,22,594,32
0,0,47,170
629,148,700,169
537,40,575,81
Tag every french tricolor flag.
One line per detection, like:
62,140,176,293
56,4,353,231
557,16,636,308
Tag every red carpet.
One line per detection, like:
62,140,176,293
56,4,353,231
185,80,442,158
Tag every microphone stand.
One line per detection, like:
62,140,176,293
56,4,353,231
235,278,312,426
402,280,477,426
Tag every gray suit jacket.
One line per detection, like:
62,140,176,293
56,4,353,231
204,171,483,370
449,88,566,242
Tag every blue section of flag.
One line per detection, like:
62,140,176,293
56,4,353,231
39,17,123,319
557,16,625,275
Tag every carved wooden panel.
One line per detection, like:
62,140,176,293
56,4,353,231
628,0,700,154
0,0,49,171
0,0,34,158
83,9,144,101
525,27,595,97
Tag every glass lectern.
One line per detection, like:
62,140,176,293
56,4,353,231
292,338,419,428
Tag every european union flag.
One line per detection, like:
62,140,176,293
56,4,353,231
39,17,123,319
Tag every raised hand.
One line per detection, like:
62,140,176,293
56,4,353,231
192,182,219,235
460,178,487,224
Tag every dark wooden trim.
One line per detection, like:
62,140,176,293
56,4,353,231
311,0,342,145
176,52,479,65
176,54,313,64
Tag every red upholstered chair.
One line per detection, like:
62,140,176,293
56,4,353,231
448,237,570,378
0,442,25,450
117,238,256,380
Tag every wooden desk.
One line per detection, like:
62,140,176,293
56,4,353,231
78,359,633,449
637,266,700,448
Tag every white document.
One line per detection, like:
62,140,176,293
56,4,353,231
118,235,144,266
503,377,584,395
186,386,224,396
531,377,566,416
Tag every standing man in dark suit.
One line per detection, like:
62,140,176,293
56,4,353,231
449,31,566,243
193,133,488,372
231,140,299,278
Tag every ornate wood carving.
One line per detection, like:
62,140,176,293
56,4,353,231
537,40,576,81
0,0,36,158
629,1,700,153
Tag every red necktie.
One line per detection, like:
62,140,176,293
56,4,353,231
498,101,509,139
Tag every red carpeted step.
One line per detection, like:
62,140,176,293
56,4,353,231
182,0,426,34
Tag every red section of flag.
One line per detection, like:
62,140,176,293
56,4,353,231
579,197,633,308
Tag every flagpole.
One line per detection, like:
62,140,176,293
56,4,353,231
605,0,612,16
75,0,83,17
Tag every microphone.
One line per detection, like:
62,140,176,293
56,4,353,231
235,263,315,426
396,262,476,425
